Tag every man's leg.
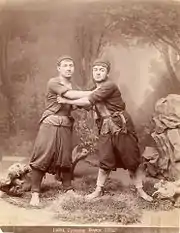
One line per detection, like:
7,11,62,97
61,167,73,192
30,168,45,206
114,132,153,202
130,165,153,202
56,127,76,195
86,168,111,199
86,133,115,199
29,124,57,206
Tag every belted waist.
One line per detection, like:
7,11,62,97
42,115,74,127
97,111,127,135
101,111,125,119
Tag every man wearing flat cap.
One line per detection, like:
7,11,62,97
29,56,91,206
57,58,153,202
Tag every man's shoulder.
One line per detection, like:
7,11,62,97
47,77,65,89
48,77,60,85
102,80,118,89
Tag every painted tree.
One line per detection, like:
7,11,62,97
73,1,180,91
0,4,32,135
73,3,120,89
109,1,180,92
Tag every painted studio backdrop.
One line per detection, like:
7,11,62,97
1,0,180,226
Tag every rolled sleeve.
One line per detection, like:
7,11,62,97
88,81,116,104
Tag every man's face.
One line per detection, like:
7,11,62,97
58,59,75,78
92,65,108,83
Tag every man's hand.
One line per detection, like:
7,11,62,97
57,96,67,104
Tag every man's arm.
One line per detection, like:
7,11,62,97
63,90,93,100
57,81,117,107
48,79,93,99
88,81,116,104
57,96,92,107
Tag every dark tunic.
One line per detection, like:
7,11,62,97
88,80,140,172
30,77,74,175
40,77,73,123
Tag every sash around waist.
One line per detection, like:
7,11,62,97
41,114,74,127
96,111,127,135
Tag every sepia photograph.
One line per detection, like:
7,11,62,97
0,0,180,229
